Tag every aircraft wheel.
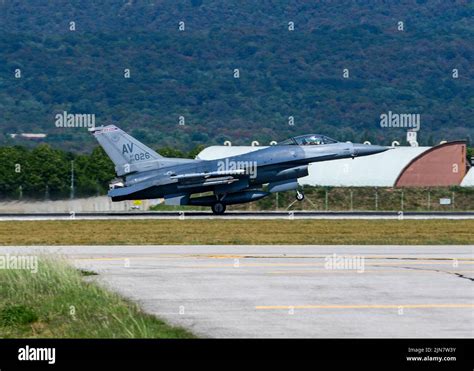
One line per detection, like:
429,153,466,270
296,191,305,201
211,202,227,215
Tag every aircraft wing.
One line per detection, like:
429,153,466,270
170,169,246,181
170,169,246,190
177,176,241,190
108,176,177,198
109,169,246,197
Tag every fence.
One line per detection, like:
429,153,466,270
234,186,474,212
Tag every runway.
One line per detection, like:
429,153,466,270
1,211,474,220
1,245,473,338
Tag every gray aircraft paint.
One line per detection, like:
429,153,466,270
90,125,389,213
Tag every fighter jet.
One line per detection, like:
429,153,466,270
90,125,389,214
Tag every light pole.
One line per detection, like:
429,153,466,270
70,160,75,199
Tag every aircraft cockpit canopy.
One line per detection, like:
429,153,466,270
278,134,338,146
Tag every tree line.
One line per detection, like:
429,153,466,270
0,144,203,200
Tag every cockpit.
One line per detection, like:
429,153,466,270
278,134,338,146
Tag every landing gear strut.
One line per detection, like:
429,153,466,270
211,202,227,215
296,190,305,201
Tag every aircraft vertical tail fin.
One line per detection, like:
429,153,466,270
90,125,163,176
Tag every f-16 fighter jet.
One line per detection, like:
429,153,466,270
90,125,389,214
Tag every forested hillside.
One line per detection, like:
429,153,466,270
0,0,473,152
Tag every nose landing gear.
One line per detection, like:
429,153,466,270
296,190,305,201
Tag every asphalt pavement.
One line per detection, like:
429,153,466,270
1,245,472,338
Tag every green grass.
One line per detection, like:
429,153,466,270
0,220,472,245
0,257,194,338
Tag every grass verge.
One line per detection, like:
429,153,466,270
0,257,194,338
0,220,473,245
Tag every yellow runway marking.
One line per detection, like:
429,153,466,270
256,303,474,310
73,255,198,261
187,261,474,268
72,255,474,263
73,254,253,261
71,255,474,271
267,269,474,275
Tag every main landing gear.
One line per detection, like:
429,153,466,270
296,190,305,201
211,202,227,215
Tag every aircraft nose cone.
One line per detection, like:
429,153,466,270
353,144,390,157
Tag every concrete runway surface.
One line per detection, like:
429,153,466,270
1,211,474,220
1,245,473,338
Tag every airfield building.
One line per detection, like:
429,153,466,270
197,141,471,187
